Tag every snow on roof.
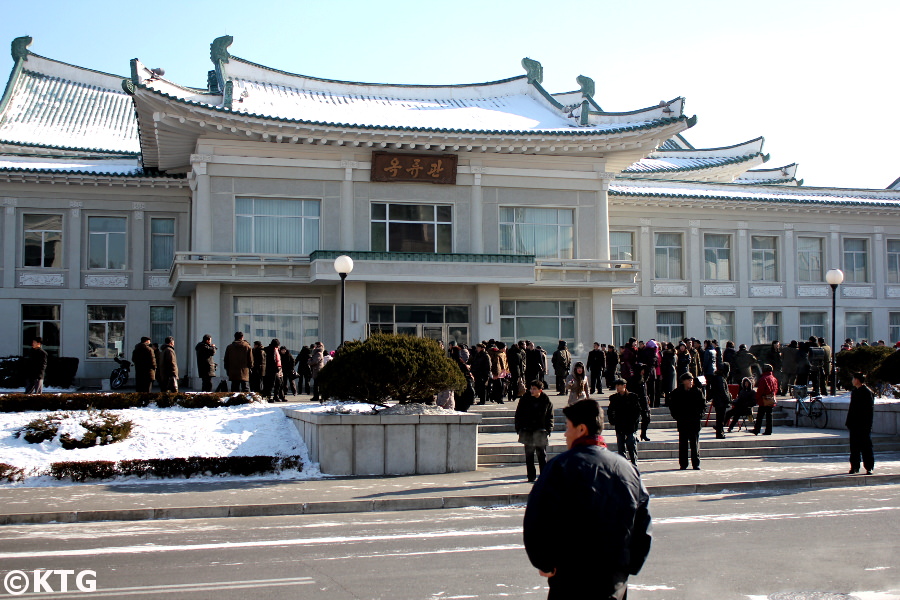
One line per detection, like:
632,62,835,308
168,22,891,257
0,155,142,175
623,154,760,174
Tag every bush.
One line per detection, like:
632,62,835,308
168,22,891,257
50,461,117,482
872,350,900,384
0,355,79,389
15,410,134,449
317,333,465,404
0,462,25,483
49,455,302,481
0,391,261,413
835,346,894,380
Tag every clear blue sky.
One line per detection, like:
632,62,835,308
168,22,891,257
2,0,898,189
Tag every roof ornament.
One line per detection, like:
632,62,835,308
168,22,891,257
210,35,233,65
207,70,220,94
659,100,674,114
11,36,32,62
521,57,543,84
576,75,595,98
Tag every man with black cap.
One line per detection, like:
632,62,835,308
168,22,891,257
668,372,707,470
524,399,652,599
24,337,48,394
132,336,157,392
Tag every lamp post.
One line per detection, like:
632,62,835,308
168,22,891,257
333,255,354,349
825,268,844,396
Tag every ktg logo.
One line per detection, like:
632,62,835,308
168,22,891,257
4,570,97,595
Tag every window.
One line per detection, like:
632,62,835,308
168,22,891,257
888,240,900,284
799,312,827,341
368,305,469,345
706,311,734,344
751,236,778,281
236,198,320,255
845,312,871,342
500,300,575,350
150,218,175,270
654,233,683,279
372,203,452,253
890,313,900,344
752,311,781,345
234,297,320,351
87,305,125,358
613,310,636,349
22,305,60,356
842,238,869,283
23,214,63,268
88,216,127,270
797,237,824,282
150,306,174,343
499,207,573,259
704,233,732,280
610,231,634,262
656,311,685,343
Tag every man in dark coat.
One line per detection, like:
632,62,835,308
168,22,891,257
515,379,554,482
194,334,217,392
524,341,543,386
24,336,48,394
159,336,179,393
469,344,492,405
280,346,297,396
250,341,266,393
223,332,252,392
262,338,285,402
708,363,732,439
668,372,706,470
524,399,651,599
607,379,642,465
506,340,527,402
604,343,619,391
551,340,571,395
587,342,606,395
132,337,157,393
846,372,875,474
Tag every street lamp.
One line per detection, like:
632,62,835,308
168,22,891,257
825,268,844,396
334,255,354,349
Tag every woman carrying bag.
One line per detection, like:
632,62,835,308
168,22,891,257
753,364,779,435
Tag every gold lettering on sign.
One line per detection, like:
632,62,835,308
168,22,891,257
427,160,444,178
371,152,458,184
384,158,402,177
406,159,424,178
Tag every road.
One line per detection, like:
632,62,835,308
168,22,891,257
0,485,897,599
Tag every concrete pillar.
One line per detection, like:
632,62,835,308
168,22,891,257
193,283,222,353
639,224,651,297
736,226,749,297
592,288,613,346
784,227,795,296
2,203,15,288
343,280,367,343
68,203,82,288
470,164,484,253
131,205,145,289
596,171,612,261
689,224,701,297
340,160,357,250
190,154,213,253
474,283,500,342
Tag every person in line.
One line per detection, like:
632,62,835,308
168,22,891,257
565,361,590,406
194,334,217,392
725,377,757,432
587,342,606,395
296,345,312,395
507,340,527,402
280,345,297,396
847,372,875,475
469,343,492,405
708,363,732,439
159,336,179,393
639,339,662,407
752,364,779,435
515,380,554,482
524,340,543,387
24,336,48,394
263,339,285,402
132,336,156,393
668,372,706,470
604,343,619,391
607,379,642,466
660,341,677,405
523,399,651,599
250,341,266,393
551,340,571,395
308,342,325,403
781,340,799,395
223,331,252,392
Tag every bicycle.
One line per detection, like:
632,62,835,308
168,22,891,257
790,385,828,428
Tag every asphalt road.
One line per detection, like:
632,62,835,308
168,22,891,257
0,485,897,600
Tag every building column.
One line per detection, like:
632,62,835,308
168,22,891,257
2,201,16,288
342,280,367,343
131,204,146,289
592,288,613,346
192,283,221,384
639,222,651,297
736,222,749,298
190,154,213,253
596,169,613,261
474,283,500,342
470,164,485,254
67,201,82,289
340,160,358,250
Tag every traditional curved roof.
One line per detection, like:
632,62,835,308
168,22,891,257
734,163,802,186
0,155,142,175
623,137,767,181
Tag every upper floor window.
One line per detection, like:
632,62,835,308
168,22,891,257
654,232,683,279
500,207,573,259
842,238,869,283
887,239,900,284
372,203,452,253
236,198,320,255
751,236,778,281
797,237,824,282
609,231,634,262
88,217,127,270
23,214,63,268
150,218,175,271
704,233,732,281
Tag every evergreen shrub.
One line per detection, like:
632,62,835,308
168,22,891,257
15,410,134,449
0,392,260,412
872,350,900,384
835,346,894,380
49,455,302,481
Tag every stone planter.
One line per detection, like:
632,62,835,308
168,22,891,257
283,408,482,476
778,399,900,434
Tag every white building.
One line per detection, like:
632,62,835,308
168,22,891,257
1,35,898,383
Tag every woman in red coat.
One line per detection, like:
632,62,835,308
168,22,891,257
753,364,779,435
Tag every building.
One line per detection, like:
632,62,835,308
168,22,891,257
1,35,898,384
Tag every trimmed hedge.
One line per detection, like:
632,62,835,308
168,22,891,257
0,462,25,483
0,392,262,413
16,410,134,449
48,455,303,482
0,355,80,388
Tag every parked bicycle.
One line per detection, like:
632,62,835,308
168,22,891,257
790,385,828,428
110,355,131,390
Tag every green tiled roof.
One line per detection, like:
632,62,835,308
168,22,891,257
623,152,762,174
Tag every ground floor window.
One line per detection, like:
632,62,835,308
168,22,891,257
150,306,174,344
22,304,60,356
705,311,734,345
799,312,827,342
656,311,685,343
234,297,320,352
890,313,900,344
844,312,871,343
752,311,781,345
369,305,469,345
613,310,636,349
87,305,125,358
500,300,574,350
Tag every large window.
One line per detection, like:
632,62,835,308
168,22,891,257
751,236,778,281
236,198,320,255
22,305,60,356
797,237,824,282
372,203,451,253
234,297,320,352
150,218,175,270
88,216,126,270
706,311,734,344
752,311,781,345
499,207,573,259
23,214,63,268
890,313,900,344
844,312,871,342
613,310,636,349
500,300,575,350
656,311,685,343
369,305,469,345
87,305,125,358
704,233,732,281
888,240,900,284
150,306,174,343
609,231,634,262
799,312,827,341
654,233,683,279
842,238,869,283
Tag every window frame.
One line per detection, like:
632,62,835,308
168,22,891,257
705,310,735,345
499,300,576,349
842,237,869,283
799,311,827,341
23,213,64,269
234,197,321,256
150,305,175,344
149,217,176,271
370,202,454,254
890,312,900,344
656,311,685,344
499,206,574,259
653,232,684,280
750,235,779,282
613,310,636,349
86,305,126,359
609,231,635,263
752,311,781,345
703,232,732,281
887,239,900,284
87,215,127,271
797,236,825,282
22,304,61,357
844,312,871,342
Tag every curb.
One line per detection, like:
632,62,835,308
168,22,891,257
1,473,897,526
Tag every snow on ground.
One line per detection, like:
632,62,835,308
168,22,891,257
289,399,465,415
0,403,322,487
